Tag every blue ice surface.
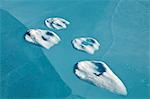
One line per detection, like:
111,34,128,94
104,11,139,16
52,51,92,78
86,39,95,44
92,62,106,75
0,9,71,99
82,40,93,46
46,31,54,36
1,0,149,99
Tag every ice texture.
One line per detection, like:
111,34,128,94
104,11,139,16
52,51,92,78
74,60,127,95
1,9,71,98
45,18,70,30
24,29,61,49
72,37,100,54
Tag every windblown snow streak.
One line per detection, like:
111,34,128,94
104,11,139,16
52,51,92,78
45,18,70,30
74,60,127,95
72,37,100,54
24,29,61,49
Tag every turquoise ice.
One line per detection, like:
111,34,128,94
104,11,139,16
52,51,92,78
1,0,149,99
0,9,71,98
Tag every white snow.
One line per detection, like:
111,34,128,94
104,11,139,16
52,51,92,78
45,17,70,30
72,37,100,54
74,60,128,95
24,29,61,49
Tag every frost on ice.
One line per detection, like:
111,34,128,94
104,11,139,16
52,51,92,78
72,37,100,54
24,29,61,49
74,60,127,95
45,17,70,30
